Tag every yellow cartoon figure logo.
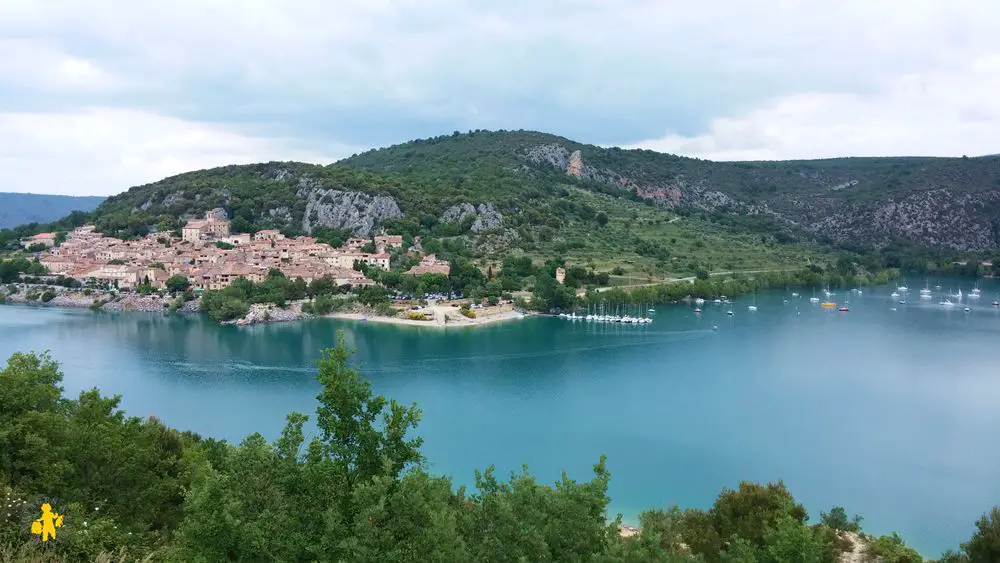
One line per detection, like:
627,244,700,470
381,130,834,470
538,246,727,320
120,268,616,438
30,503,64,542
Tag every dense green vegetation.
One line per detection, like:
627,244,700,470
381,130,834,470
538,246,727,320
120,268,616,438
1,343,996,561
4,129,1000,283
0,258,49,283
580,266,901,310
199,270,348,322
197,252,904,321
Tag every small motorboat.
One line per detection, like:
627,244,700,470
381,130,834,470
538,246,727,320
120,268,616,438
694,308,702,314
964,307,971,313
838,306,849,312
993,301,999,307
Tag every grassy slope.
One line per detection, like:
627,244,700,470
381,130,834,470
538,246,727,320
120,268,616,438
340,130,826,276
524,186,823,279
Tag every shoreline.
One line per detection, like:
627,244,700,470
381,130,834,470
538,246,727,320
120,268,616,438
0,289,528,329
323,309,527,328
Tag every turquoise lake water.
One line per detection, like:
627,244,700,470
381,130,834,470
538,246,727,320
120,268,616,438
3,280,1000,555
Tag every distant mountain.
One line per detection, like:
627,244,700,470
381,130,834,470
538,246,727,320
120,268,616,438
0,192,104,229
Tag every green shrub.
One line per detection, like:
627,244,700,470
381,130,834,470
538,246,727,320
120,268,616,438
199,292,249,322
820,506,863,532
40,291,56,303
865,532,923,562
374,301,396,316
312,294,337,315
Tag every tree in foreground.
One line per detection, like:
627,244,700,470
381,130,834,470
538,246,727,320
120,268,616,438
0,343,986,562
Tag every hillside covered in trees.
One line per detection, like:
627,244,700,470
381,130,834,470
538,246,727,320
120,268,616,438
5,130,1000,279
2,340,998,562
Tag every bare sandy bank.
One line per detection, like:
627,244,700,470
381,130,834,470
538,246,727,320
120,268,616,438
325,304,527,328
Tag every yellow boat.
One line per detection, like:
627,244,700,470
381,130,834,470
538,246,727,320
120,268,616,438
820,302,837,309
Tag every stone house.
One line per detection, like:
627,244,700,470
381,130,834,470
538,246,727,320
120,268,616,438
22,232,57,249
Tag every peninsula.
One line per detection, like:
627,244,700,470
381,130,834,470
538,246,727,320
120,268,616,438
2,212,534,327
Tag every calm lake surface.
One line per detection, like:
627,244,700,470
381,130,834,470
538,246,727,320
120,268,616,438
3,279,1000,555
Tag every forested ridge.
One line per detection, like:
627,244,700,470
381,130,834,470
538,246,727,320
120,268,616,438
2,339,998,562
4,130,1000,280
0,193,103,230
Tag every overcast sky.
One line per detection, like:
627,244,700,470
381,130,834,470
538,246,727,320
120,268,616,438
2,0,1000,195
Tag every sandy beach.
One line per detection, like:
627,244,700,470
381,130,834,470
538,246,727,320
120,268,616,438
1,286,526,328
326,303,526,328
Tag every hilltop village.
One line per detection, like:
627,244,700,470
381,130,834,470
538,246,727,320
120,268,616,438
21,210,451,292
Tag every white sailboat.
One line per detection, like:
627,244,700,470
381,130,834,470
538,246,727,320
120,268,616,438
747,291,758,312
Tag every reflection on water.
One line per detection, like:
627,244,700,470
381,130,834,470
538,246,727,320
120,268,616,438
2,279,1000,556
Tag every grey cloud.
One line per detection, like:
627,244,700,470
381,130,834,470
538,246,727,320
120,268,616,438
1,0,1000,195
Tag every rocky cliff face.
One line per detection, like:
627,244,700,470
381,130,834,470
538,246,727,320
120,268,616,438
440,203,503,232
526,142,1000,251
298,177,402,237
799,189,1000,250
526,144,688,207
